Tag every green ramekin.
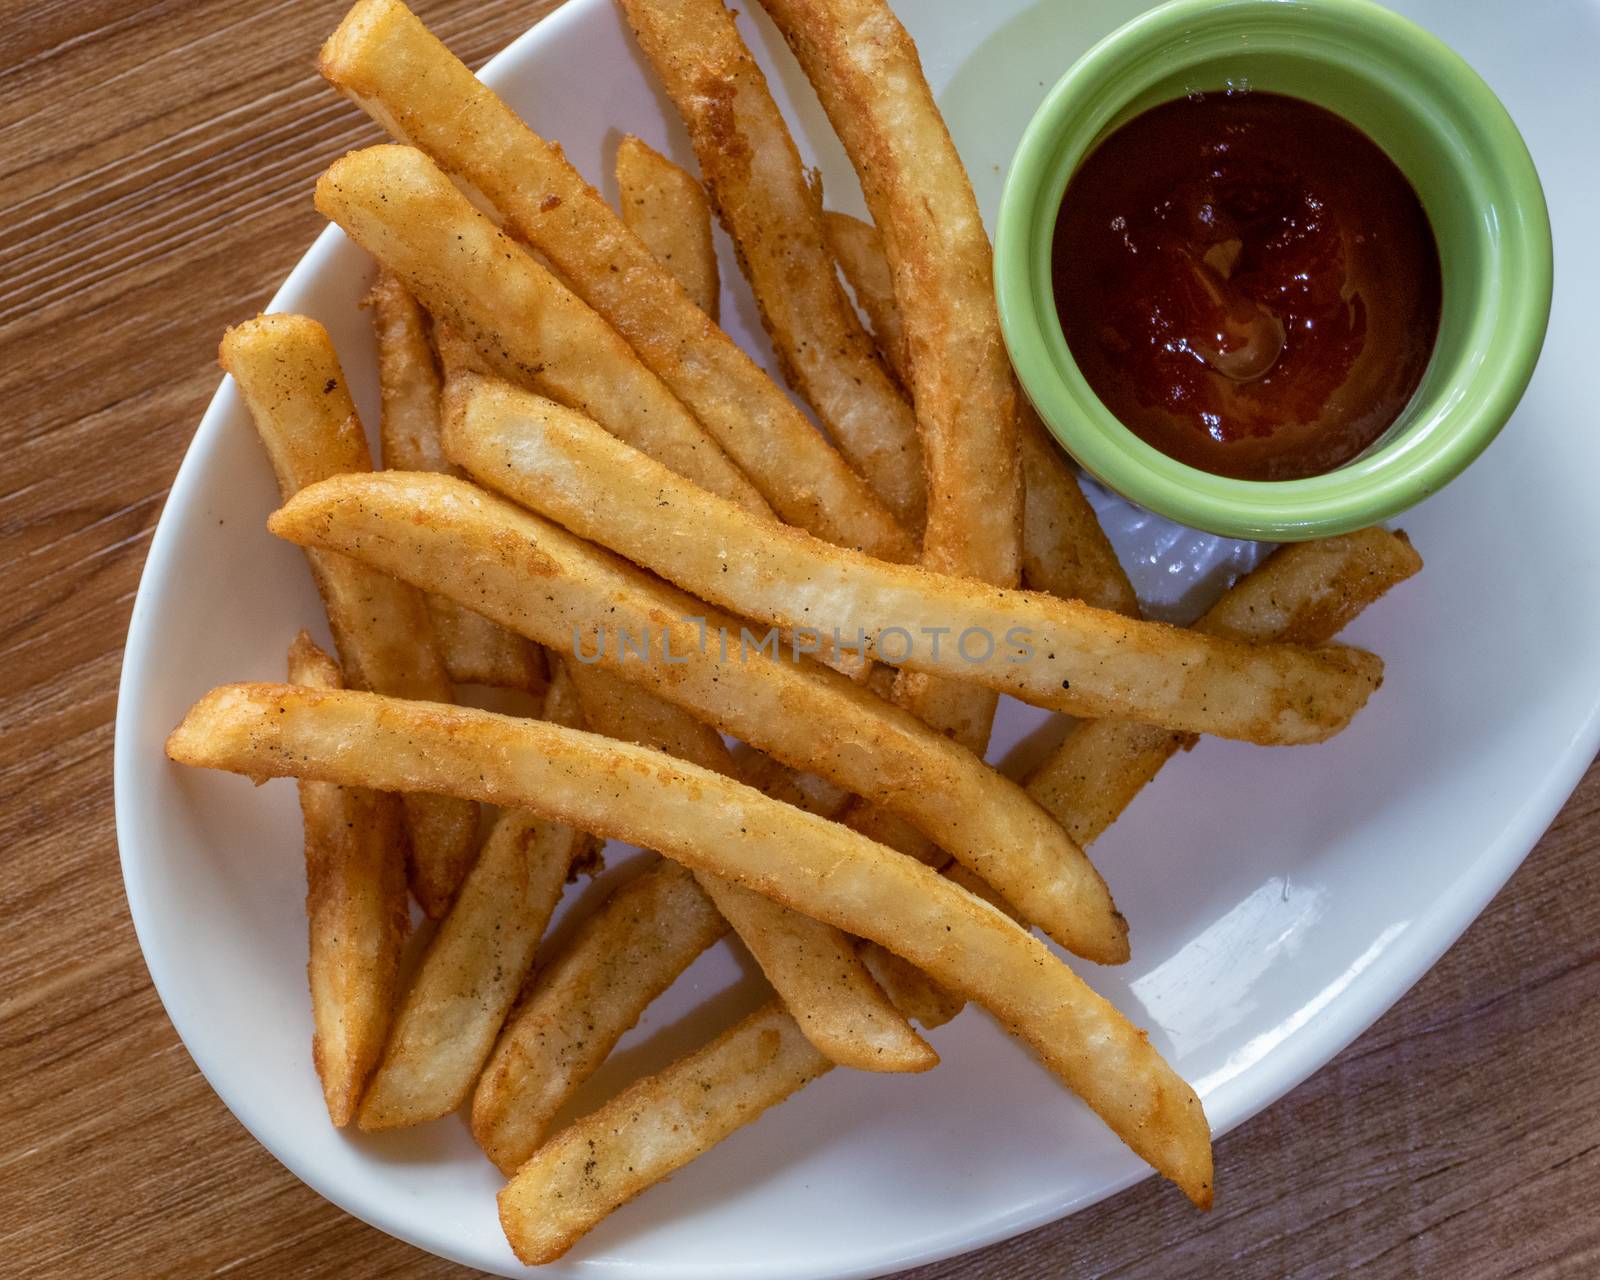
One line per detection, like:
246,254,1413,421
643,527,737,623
994,0,1553,541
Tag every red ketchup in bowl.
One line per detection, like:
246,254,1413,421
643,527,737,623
1052,91,1442,481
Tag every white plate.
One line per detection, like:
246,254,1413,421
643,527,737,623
114,0,1600,1275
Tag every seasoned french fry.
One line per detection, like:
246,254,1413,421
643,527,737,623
618,0,925,531
495,529,1420,1257
166,684,1213,1206
366,269,550,690
354,668,592,1130
500,1001,833,1262
760,0,1027,753
441,376,1383,744
565,664,933,1074
287,632,409,1127
615,136,720,320
495,861,1005,1260
1017,406,1140,615
1030,528,1424,845
268,471,1128,962
822,210,909,386
218,314,477,916
821,211,1137,615
472,859,728,1174
319,147,768,518
318,0,914,561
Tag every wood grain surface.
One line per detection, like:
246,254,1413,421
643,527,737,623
2,1,1597,1276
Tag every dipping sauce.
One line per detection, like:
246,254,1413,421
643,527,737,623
1053,91,1441,481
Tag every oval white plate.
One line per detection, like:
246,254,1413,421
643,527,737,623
115,0,1600,1275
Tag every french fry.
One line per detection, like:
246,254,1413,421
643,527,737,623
472,858,728,1174
218,314,478,916
820,211,1138,615
822,210,909,386
1017,406,1140,615
497,528,1420,1257
318,0,914,561
354,667,592,1130
1030,528,1424,846
759,0,1028,753
618,0,925,532
287,633,409,1127
440,376,1383,743
500,1001,833,1262
472,690,907,1174
318,147,769,518
614,136,720,320
565,664,933,1074
366,269,550,690
268,471,1128,962
166,684,1213,1207
497,860,1010,1260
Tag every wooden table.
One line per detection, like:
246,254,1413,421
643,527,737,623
4,1,1596,1275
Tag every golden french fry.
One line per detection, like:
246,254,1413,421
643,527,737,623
1030,528,1424,846
499,529,1422,1256
1015,407,1139,615
318,0,913,561
366,269,550,691
472,858,728,1174
318,146,768,518
167,684,1212,1207
820,212,1137,615
287,632,409,1127
441,376,1383,743
760,0,1028,753
355,669,592,1130
566,663,933,1074
614,136,720,320
218,314,477,916
268,471,1127,962
367,269,450,474
618,0,925,531
500,1001,833,1263
732,745,854,817
822,210,909,386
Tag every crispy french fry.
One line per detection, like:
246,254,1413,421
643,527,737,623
615,136,720,320
166,684,1212,1206
472,696,887,1174
500,1001,833,1262
319,146,768,517
496,529,1419,1255
355,669,592,1130
318,0,913,561
820,212,1137,615
287,633,409,1127
760,0,1027,754
497,528,1421,1256
618,0,925,531
268,471,1127,961
366,269,550,691
565,663,932,1074
367,269,450,474
1017,406,1140,615
822,210,909,386
732,746,854,817
1030,528,1424,846
473,859,728,1174
218,314,477,916
441,376,1382,744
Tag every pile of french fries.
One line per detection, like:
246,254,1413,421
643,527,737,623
165,0,1423,1262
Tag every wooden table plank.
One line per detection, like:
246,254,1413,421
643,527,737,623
2,2,1595,1276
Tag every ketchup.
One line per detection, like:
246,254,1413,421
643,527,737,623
1052,92,1441,481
